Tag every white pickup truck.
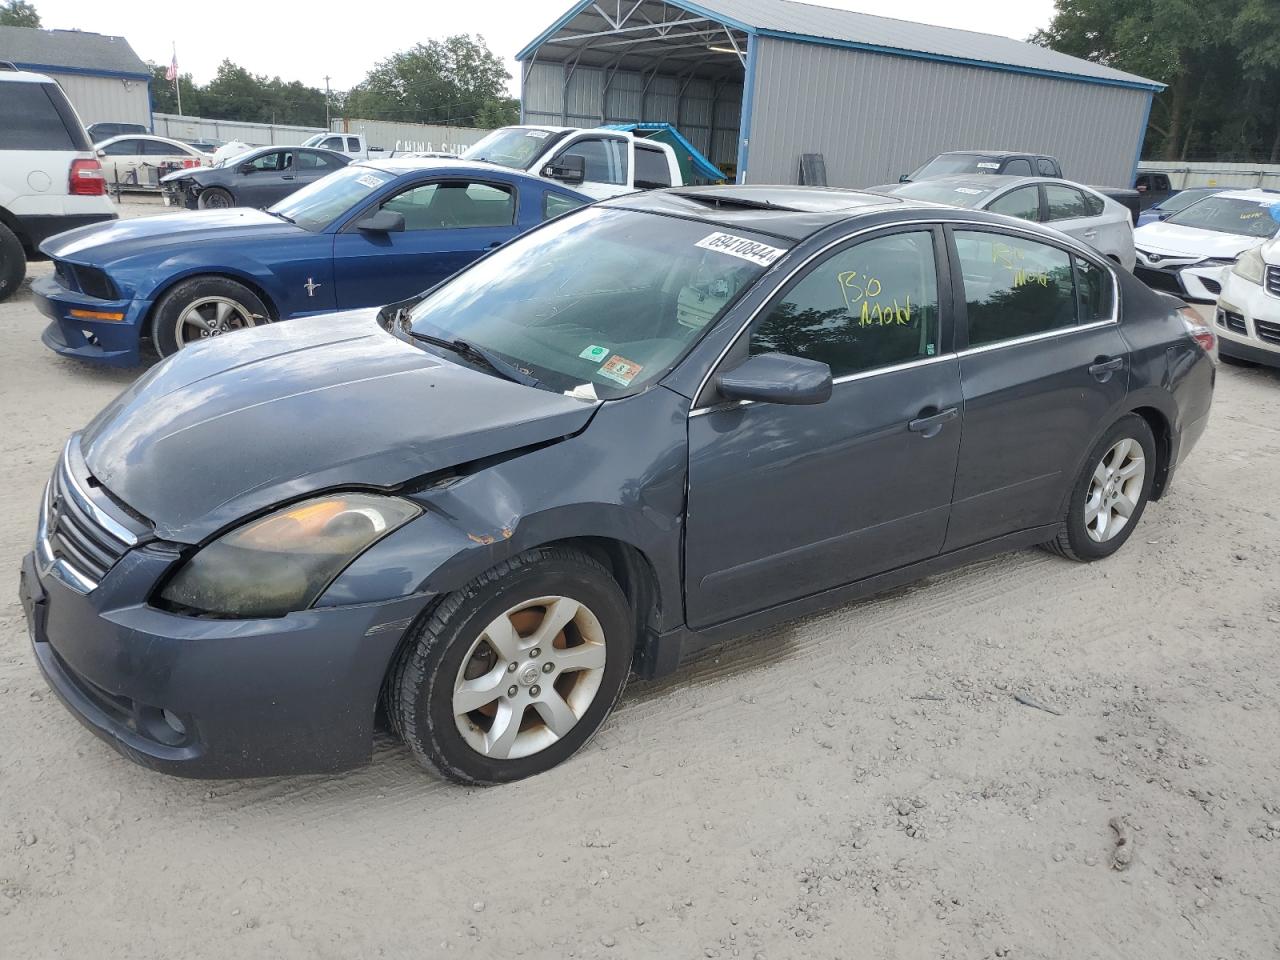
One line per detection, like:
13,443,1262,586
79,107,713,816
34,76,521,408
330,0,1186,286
460,126,684,200
301,132,386,161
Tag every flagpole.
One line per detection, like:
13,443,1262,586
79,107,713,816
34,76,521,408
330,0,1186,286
172,42,182,116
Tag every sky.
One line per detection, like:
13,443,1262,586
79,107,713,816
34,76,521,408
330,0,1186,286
31,0,1058,94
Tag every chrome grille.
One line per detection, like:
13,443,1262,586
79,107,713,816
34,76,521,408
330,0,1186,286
1267,265,1280,298
36,440,142,593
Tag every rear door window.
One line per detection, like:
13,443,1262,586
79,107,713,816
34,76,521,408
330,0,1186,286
1037,158,1057,177
953,231,1078,346
635,147,672,189
347,137,361,152
0,82,77,150
1044,184,1090,221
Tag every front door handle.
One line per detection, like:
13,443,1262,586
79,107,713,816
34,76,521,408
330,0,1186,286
908,406,958,438
1089,356,1125,381
281,174,295,181
1082,229,1098,239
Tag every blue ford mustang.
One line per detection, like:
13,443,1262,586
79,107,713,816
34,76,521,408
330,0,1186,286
34,160,591,365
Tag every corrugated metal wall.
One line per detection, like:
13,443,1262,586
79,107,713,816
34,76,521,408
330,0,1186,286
523,61,743,168
153,113,324,146
49,72,150,128
746,37,1150,188
329,119,491,155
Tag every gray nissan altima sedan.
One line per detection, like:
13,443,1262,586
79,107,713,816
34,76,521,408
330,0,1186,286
20,186,1216,785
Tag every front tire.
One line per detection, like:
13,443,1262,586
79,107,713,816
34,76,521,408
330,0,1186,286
1044,413,1156,562
388,547,634,785
0,220,25,303
150,276,269,357
197,187,234,209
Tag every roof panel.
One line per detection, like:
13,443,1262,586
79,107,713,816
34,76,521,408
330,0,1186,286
0,25,149,78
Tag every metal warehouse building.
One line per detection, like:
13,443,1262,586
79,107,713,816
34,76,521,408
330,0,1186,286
0,26,151,131
518,0,1163,187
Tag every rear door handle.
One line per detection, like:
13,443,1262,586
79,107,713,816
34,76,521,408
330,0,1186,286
1089,356,1125,381
1082,229,1098,239
908,406,958,438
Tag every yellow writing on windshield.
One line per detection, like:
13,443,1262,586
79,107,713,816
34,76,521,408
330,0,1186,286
837,271,910,326
859,297,912,326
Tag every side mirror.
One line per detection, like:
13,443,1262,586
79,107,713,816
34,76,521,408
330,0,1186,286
356,209,406,233
898,174,910,183
543,154,586,185
716,353,832,406
96,148,106,158
1136,184,1148,193
238,161,255,174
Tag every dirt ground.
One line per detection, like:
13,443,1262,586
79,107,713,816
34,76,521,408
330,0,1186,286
2,201,1279,959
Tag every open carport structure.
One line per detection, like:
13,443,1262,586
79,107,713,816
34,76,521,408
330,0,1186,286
518,0,1163,188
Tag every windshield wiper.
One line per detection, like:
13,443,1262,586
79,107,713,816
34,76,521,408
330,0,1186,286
405,328,541,388
266,210,296,224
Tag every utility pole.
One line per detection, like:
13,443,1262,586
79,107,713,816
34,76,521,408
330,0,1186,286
324,75,331,130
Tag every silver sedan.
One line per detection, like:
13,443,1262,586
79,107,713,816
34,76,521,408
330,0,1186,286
879,175,1137,271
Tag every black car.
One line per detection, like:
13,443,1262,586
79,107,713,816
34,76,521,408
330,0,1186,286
20,186,1216,785
159,145,350,209
86,121,149,142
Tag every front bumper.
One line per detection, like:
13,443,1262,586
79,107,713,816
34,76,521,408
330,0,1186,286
20,544,428,779
1135,258,1230,302
33,275,150,366
160,180,199,210
1215,272,1280,368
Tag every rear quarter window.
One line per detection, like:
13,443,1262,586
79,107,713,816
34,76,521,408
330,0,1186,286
0,82,83,150
635,147,672,189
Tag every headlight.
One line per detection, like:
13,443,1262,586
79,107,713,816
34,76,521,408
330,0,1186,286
1231,245,1266,285
159,493,420,618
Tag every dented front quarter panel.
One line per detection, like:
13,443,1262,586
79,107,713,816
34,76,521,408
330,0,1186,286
319,386,691,633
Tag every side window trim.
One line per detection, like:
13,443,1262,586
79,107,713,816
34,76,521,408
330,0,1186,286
942,224,1119,354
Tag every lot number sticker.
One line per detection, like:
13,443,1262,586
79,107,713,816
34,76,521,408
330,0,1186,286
695,232,786,267
356,174,389,189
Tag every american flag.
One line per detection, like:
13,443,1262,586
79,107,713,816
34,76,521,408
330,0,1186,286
165,47,177,84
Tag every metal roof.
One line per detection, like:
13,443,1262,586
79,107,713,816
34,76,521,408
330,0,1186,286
520,0,1163,91
0,25,150,79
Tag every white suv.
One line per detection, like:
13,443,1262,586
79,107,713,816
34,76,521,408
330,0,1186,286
0,66,117,302
1216,237,1280,368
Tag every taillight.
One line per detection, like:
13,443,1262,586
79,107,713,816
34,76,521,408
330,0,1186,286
69,158,105,196
1177,305,1216,355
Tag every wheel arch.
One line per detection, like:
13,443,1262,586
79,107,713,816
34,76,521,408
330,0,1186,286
1128,404,1173,500
0,204,30,250
143,269,280,338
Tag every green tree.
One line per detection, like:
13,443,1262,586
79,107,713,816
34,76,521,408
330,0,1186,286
0,0,40,27
1233,0,1280,160
345,35,514,127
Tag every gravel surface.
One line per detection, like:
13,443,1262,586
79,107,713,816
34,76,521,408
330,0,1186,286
2,202,1279,958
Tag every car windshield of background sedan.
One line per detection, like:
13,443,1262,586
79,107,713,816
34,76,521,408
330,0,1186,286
888,179,996,208
269,165,394,230
462,128,563,169
407,207,786,397
1165,195,1280,238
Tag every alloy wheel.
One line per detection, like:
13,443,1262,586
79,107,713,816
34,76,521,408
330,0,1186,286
452,596,608,760
1085,437,1146,543
175,295,257,348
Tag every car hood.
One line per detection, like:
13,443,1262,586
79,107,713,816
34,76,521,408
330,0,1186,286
79,310,599,543
39,209,304,262
1133,221,1262,260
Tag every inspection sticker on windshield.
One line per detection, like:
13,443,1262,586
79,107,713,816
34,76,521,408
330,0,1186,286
356,173,389,189
598,354,643,386
579,344,610,362
695,232,786,267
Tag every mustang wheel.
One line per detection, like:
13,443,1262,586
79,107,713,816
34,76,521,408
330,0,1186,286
1045,413,1156,562
387,546,633,784
197,187,234,209
150,276,270,357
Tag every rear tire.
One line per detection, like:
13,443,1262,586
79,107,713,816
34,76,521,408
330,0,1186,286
388,546,634,785
197,187,235,209
1044,413,1156,562
0,220,25,303
150,276,269,357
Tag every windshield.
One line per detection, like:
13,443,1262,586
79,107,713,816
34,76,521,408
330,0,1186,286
1165,195,1280,238
889,180,993,208
1157,189,1219,214
407,207,787,396
269,165,394,231
461,128,562,169
301,133,325,147
908,154,1001,179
